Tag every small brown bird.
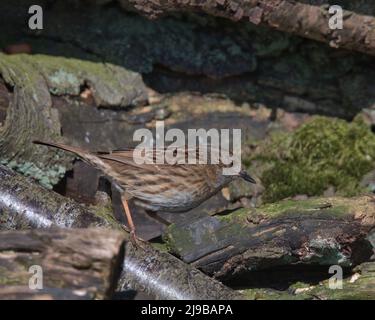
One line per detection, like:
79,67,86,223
33,141,255,240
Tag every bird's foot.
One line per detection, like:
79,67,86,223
122,225,148,250
130,233,148,250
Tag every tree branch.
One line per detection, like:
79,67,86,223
120,0,375,56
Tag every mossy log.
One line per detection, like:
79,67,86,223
165,195,375,282
297,261,375,300
0,53,148,188
0,228,125,299
0,164,243,300
121,0,375,56
0,164,120,230
240,261,375,300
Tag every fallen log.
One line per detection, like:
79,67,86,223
0,164,120,230
119,242,243,300
0,228,126,300
121,0,375,56
0,164,243,300
165,195,375,282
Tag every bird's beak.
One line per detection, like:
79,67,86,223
239,170,256,184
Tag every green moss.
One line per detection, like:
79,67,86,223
89,204,123,231
252,116,375,203
259,198,349,218
0,265,30,286
1,158,66,189
216,208,249,223
242,262,375,300
241,287,306,300
294,262,375,300
150,242,169,253
165,216,250,257
163,223,193,254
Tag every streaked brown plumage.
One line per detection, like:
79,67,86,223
33,140,255,239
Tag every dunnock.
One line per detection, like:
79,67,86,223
33,141,255,240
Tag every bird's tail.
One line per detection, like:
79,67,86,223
33,140,91,162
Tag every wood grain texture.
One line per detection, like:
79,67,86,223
0,228,126,300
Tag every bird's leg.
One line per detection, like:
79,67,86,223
121,196,137,244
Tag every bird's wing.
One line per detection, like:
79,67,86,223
97,151,149,170
108,146,220,165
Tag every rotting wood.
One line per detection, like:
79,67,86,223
165,195,375,282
